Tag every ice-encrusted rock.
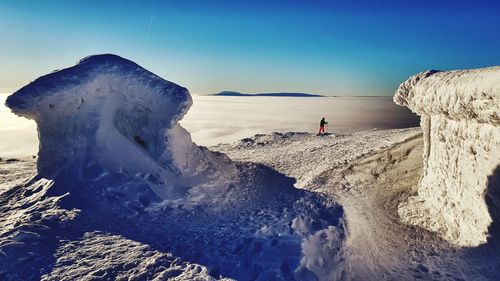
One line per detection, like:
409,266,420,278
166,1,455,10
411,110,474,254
6,54,238,199
394,67,500,247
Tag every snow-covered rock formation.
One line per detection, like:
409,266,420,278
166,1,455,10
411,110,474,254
394,67,500,247
3,54,344,280
6,54,238,200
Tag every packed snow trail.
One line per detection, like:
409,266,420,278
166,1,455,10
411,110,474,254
215,129,500,280
316,136,497,280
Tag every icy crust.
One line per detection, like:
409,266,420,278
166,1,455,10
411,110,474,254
394,67,500,125
2,55,345,280
394,67,500,247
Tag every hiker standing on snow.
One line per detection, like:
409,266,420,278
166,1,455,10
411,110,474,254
319,117,328,135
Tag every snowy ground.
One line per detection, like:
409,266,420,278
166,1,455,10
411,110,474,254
0,155,342,281
3,127,498,280
0,158,36,194
214,128,500,281
213,128,422,188
3,54,499,281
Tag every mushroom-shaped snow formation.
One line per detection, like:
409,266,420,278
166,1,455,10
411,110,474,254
394,67,500,247
6,54,237,199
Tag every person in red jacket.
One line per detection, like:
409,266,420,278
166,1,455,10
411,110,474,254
318,117,328,135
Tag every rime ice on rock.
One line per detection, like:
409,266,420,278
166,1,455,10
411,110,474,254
394,67,500,247
6,54,238,199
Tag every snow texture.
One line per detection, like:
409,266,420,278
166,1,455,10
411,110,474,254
217,129,500,280
394,67,500,247
2,54,345,280
5,127,500,280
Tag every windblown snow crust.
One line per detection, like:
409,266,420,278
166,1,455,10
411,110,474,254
394,67,500,247
2,55,344,280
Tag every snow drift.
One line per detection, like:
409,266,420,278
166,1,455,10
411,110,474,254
3,54,344,280
394,67,500,246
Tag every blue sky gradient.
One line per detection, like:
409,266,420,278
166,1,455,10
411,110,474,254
1,0,500,95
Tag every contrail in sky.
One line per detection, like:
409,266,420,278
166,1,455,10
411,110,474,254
147,15,154,35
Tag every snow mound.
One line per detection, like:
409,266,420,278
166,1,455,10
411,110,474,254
394,67,500,247
2,55,345,280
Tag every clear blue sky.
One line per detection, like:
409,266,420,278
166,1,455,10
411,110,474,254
1,0,500,95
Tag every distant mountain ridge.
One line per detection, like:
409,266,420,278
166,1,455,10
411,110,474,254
211,91,324,97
